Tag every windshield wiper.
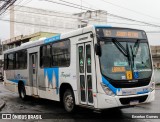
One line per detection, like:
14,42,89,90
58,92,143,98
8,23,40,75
133,39,140,57
130,45,134,67
112,38,128,57
130,39,140,68
126,43,131,66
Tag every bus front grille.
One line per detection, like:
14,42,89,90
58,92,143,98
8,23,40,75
119,95,148,105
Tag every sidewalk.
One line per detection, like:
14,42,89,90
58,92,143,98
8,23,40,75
0,82,5,110
0,100,5,110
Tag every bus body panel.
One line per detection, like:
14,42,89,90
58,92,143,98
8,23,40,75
3,25,154,110
4,69,28,92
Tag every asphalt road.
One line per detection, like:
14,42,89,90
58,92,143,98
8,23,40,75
0,82,159,122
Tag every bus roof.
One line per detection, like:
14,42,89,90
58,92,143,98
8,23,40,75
3,25,144,54
3,25,96,54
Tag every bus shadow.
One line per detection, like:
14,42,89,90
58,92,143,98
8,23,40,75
21,96,128,120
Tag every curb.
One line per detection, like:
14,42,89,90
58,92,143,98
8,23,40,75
0,100,5,111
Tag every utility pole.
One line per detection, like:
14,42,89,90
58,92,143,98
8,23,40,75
10,5,14,38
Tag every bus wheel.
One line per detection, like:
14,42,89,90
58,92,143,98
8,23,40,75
63,89,75,113
19,84,26,100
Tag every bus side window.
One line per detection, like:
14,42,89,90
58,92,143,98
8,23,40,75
52,39,70,67
40,45,51,68
40,46,46,68
46,45,51,67
52,43,59,66
7,53,14,69
4,54,7,70
15,52,19,69
40,46,44,67
23,50,27,69
18,51,26,69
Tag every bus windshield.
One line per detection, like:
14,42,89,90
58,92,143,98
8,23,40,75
99,39,152,80
96,28,152,81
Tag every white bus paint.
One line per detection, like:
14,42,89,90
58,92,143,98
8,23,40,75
3,25,155,111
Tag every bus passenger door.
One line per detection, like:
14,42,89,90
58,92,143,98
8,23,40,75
78,42,94,106
30,53,38,96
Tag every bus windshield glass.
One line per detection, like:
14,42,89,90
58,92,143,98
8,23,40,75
96,28,152,80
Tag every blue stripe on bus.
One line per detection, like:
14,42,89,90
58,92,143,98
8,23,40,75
54,68,59,94
94,25,112,28
44,34,61,44
8,79,26,85
102,76,121,95
137,90,149,94
44,68,59,94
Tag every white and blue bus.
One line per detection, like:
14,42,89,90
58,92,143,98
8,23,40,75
3,25,154,112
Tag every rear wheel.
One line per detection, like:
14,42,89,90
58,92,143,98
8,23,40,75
63,89,75,113
19,84,26,100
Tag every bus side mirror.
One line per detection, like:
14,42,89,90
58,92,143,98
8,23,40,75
95,44,101,56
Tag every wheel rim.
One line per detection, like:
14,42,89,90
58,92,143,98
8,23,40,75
64,94,74,111
20,86,25,99
21,89,25,98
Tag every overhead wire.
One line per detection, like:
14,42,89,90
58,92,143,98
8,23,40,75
1,0,160,33
4,8,152,27
0,0,24,17
2,0,160,28
0,0,32,17
0,18,76,30
0,0,17,15
40,0,160,28
1,0,160,29
100,0,160,20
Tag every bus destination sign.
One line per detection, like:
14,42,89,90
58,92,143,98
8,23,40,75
96,28,147,39
116,31,138,38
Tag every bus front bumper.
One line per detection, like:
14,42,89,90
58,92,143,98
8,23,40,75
97,90,155,109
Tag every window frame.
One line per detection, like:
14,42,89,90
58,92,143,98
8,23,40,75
40,39,70,68
40,44,52,68
4,49,27,70
7,53,15,70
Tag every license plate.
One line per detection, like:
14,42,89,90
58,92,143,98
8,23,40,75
130,100,139,105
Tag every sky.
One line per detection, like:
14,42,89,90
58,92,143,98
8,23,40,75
1,0,160,45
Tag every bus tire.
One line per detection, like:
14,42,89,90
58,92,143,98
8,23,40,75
63,89,75,113
19,84,27,100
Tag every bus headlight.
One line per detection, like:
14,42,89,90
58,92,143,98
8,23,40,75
150,75,155,91
150,82,155,91
100,83,115,96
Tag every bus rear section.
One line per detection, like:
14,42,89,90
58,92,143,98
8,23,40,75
93,27,155,109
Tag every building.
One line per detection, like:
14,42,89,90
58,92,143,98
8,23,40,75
2,32,58,51
10,5,77,38
150,46,160,68
10,6,108,38
4,6,108,50
2,6,108,53
74,10,108,28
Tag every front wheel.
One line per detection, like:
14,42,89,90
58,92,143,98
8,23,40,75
63,89,75,113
